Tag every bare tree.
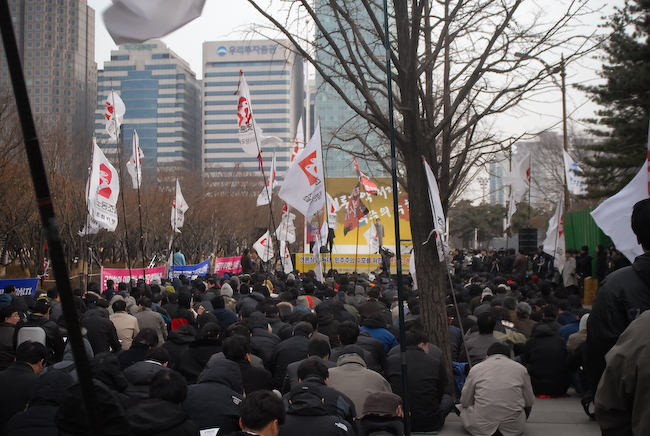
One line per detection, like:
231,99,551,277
246,0,599,369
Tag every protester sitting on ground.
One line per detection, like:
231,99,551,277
0,305,19,370
162,324,196,368
459,342,535,436
127,370,199,436
269,321,313,389
133,297,168,346
183,359,244,434
512,302,537,339
118,328,159,370
0,341,47,430
110,299,140,350
330,321,381,372
283,339,336,392
521,321,571,396
358,392,405,436
225,390,285,436
385,329,453,432
176,321,222,384
223,334,274,394
123,346,170,400
459,311,507,364
82,300,122,354
14,299,64,365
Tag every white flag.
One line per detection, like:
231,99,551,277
171,179,189,233
363,222,380,254
235,72,283,158
563,150,587,196
279,123,326,219
506,190,517,228
103,0,206,45
423,157,449,262
409,250,417,290
126,130,144,189
253,231,274,262
326,192,341,230
280,241,293,274
275,210,297,243
78,214,102,237
591,141,649,261
87,139,120,232
542,201,566,272
502,151,531,203
104,91,126,141
257,152,277,206
319,220,329,248
291,116,304,164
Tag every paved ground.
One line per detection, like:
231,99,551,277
435,389,601,436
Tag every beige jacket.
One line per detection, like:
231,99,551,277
461,354,535,436
109,311,140,350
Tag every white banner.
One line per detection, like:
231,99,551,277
171,179,189,233
88,139,120,232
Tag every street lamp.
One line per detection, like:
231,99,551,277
515,52,570,213
478,177,489,204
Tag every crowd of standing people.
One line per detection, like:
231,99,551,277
0,198,647,436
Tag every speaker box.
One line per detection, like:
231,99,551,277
518,228,538,256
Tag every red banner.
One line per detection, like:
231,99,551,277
214,257,242,275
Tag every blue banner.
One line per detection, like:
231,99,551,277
0,278,40,298
169,259,210,280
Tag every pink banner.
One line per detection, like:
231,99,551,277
100,267,167,291
214,257,242,276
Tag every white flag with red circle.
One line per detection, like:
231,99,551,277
87,138,120,232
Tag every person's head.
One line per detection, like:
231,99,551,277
297,358,329,382
223,335,251,362
338,321,360,346
405,329,429,352
149,370,187,404
112,300,127,313
477,311,497,335
15,341,47,374
541,305,558,320
301,312,319,330
145,347,170,366
581,245,589,255
4,285,16,295
138,298,152,309
515,302,532,319
292,321,314,338
632,198,650,250
486,342,510,357
106,279,115,289
360,392,404,419
32,300,51,318
238,390,286,436
0,305,19,325
199,322,221,340
134,328,159,348
47,288,60,300
307,339,331,359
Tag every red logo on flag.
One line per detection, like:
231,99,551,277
260,238,267,247
298,151,318,186
559,214,564,238
237,97,251,127
105,101,114,121
526,168,531,183
98,164,112,199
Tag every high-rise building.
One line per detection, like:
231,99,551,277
1,0,97,137
202,39,303,181
95,40,202,175
314,0,387,179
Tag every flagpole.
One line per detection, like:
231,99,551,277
133,131,146,279
83,161,92,292
110,84,132,283
241,71,280,265
321,143,334,276
382,0,410,432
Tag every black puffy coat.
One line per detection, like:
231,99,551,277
123,360,169,400
3,369,73,436
83,308,121,354
176,338,222,384
270,333,311,389
128,398,198,436
162,329,195,367
182,359,244,432
521,323,571,396
386,345,449,432
280,384,352,436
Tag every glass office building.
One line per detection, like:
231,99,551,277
95,41,201,175
202,39,303,182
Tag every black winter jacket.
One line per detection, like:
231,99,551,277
270,334,311,389
280,384,353,436
123,360,169,400
176,338,222,384
162,329,195,367
182,360,244,432
128,398,198,436
83,308,122,354
521,323,571,396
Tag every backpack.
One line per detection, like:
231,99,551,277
16,326,47,347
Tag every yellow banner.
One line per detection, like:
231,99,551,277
296,253,411,274
324,178,412,249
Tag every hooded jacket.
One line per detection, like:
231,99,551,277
183,360,244,432
123,360,169,400
280,384,352,436
235,291,265,313
83,308,121,354
270,333,311,389
176,338,222,384
3,369,74,436
162,328,195,367
521,323,571,396
128,398,198,436
360,316,398,353
327,353,392,413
